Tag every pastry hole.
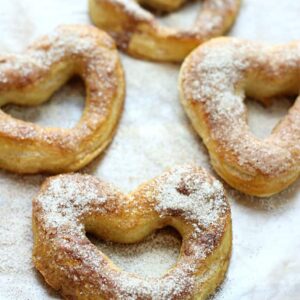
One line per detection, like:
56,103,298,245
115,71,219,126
2,76,85,129
246,96,295,139
87,227,182,278
143,0,200,30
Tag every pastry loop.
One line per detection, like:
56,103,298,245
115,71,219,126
180,38,300,196
33,165,232,299
0,25,125,173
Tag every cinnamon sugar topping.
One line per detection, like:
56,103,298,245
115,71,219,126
0,25,120,149
181,39,300,177
33,165,230,299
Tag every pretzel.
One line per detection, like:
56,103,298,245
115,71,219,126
179,38,300,197
32,165,231,299
0,25,125,174
88,0,240,62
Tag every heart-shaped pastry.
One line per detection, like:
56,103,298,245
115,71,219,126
32,165,231,299
0,25,125,174
179,38,300,197
88,0,240,62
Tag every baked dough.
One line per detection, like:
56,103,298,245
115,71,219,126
179,38,300,197
139,0,186,11
0,25,125,174
88,0,240,62
32,165,232,299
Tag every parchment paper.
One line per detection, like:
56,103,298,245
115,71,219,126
0,0,300,299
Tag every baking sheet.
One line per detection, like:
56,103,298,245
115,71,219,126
0,0,300,299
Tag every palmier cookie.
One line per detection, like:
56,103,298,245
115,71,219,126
0,25,124,174
179,38,300,197
88,0,240,62
32,165,232,299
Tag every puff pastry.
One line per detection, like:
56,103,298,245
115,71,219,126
89,0,240,62
180,38,300,197
32,165,232,299
139,0,185,11
0,25,125,174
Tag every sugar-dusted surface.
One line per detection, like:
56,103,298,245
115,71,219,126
0,22,125,174
0,0,300,299
33,166,230,299
153,165,228,228
0,24,119,147
97,0,240,38
181,39,300,177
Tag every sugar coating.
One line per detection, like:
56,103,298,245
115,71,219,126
0,25,119,149
154,165,228,228
33,165,230,299
181,39,300,176
105,0,239,37
0,25,114,88
120,0,153,19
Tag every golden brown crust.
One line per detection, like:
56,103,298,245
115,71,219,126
88,0,240,62
0,24,125,174
32,165,232,299
179,37,300,197
139,0,186,11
